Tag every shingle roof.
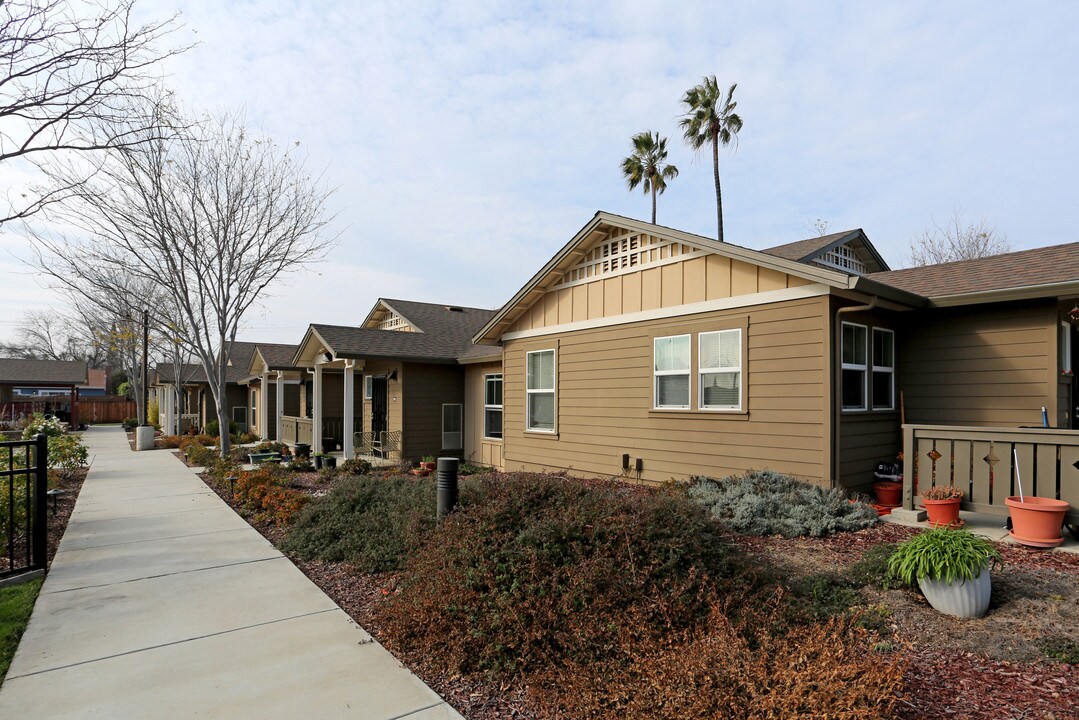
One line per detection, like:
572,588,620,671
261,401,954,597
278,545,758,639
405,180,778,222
0,358,88,385
762,231,859,262
457,344,502,362
310,302,497,363
254,343,300,369
154,341,260,385
866,242,1079,298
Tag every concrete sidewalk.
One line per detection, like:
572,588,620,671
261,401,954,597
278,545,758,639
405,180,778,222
0,426,461,719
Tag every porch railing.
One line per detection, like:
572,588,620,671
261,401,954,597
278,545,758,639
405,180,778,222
902,424,1079,524
280,416,313,446
1,434,48,579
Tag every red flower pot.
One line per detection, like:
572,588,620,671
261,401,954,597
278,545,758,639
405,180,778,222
1005,496,1070,548
922,497,962,528
872,481,902,507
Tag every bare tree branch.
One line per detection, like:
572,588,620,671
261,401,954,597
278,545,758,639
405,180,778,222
908,210,1011,267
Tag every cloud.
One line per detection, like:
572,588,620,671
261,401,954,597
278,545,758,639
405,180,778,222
4,0,1078,344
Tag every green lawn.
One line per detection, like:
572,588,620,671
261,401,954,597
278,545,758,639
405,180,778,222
0,578,42,686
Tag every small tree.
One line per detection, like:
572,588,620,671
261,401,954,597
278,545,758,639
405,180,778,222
0,0,189,223
620,130,678,224
908,210,1011,266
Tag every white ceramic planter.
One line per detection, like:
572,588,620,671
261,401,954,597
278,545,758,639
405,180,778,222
918,567,991,619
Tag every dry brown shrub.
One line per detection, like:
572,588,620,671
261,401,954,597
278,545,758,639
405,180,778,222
531,602,905,720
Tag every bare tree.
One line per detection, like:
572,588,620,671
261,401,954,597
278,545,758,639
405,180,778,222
1,0,189,223
908,210,1011,266
807,218,830,237
30,107,335,454
1,307,107,365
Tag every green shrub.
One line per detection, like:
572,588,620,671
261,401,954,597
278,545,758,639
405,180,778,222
845,543,902,589
254,441,289,456
204,419,239,438
184,443,216,467
337,457,371,476
236,431,260,444
887,528,1002,585
788,573,861,620
47,434,88,481
688,469,878,537
283,475,438,571
375,475,743,677
147,398,159,426
21,413,65,439
1037,636,1079,665
122,417,138,431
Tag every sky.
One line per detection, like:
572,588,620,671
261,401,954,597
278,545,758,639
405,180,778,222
2,0,1078,345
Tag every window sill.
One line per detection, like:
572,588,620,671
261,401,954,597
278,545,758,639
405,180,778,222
648,409,749,421
482,437,504,443
524,430,559,439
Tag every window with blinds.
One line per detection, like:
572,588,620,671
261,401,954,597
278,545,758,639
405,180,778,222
654,334,691,408
699,329,742,410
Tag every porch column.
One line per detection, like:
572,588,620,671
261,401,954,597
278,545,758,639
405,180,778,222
275,372,285,442
343,361,355,459
259,374,270,440
312,364,323,453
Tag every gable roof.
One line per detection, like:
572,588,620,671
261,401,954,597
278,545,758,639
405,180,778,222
154,341,261,385
866,242,1079,304
252,343,301,371
0,358,88,385
295,303,497,365
763,229,890,273
473,211,908,344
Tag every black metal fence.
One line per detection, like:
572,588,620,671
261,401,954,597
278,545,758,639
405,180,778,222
1,434,48,579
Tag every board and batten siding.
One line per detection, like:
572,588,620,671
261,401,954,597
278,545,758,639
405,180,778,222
501,295,830,485
464,361,504,469
899,300,1058,429
401,362,465,460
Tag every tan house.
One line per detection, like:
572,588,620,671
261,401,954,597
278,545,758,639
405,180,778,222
287,299,496,459
241,343,303,442
153,341,260,435
465,211,1079,517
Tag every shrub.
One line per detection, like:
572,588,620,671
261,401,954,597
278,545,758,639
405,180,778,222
184,443,217,467
1037,636,1079,665
147,398,159,426
254,441,289,455
288,457,313,472
337,457,371,477
47,434,88,481
375,475,743,677
236,431,260,444
531,605,905,720
122,418,138,431
787,573,861,620
845,543,902,589
157,435,183,449
204,419,239,438
21,413,65,439
179,434,214,451
688,469,879,537
283,475,439,570
920,485,964,501
233,466,309,525
887,528,1002,586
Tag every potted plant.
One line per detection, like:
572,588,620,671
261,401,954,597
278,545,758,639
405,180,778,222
420,455,437,472
312,452,325,469
920,485,964,528
888,527,1002,619
323,455,337,470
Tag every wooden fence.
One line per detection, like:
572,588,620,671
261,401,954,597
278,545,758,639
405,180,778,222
902,424,1079,524
0,395,137,425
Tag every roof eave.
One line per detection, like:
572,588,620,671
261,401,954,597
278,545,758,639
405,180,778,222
850,276,928,308
925,279,1079,308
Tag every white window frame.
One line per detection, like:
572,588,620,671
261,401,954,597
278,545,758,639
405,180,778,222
654,334,691,409
364,375,373,399
841,322,868,412
250,389,258,428
483,373,503,440
231,405,247,427
442,403,463,450
525,348,557,433
871,327,895,411
698,329,742,411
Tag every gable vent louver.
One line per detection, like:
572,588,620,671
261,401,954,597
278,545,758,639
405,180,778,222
552,232,707,289
812,244,868,275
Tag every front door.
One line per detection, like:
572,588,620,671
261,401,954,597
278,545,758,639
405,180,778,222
371,376,388,437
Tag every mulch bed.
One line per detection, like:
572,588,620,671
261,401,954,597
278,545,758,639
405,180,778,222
193,466,1079,720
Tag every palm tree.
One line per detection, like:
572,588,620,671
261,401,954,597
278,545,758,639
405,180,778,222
679,77,742,242
620,130,679,224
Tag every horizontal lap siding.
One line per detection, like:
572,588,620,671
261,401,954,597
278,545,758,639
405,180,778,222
900,301,1055,428
464,361,504,469
503,296,828,485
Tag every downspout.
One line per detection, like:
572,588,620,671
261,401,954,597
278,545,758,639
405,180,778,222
833,296,878,489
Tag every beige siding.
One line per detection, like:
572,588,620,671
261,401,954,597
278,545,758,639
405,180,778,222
507,242,809,334
901,300,1057,428
502,296,830,485
401,362,465,460
464,361,505,469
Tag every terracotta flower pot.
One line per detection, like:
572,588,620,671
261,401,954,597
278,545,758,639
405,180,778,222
923,498,962,528
1005,496,1070,548
873,481,902,507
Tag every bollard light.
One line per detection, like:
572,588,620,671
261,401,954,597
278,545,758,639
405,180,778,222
227,475,238,499
436,457,459,520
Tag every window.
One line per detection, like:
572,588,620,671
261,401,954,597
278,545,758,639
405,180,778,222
654,334,691,408
841,322,868,410
232,405,247,428
526,349,556,432
484,373,503,439
699,329,742,410
364,375,373,399
250,390,258,427
872,328,895,410
442,403,463,449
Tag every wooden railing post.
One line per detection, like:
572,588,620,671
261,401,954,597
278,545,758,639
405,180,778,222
902,424,916,511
